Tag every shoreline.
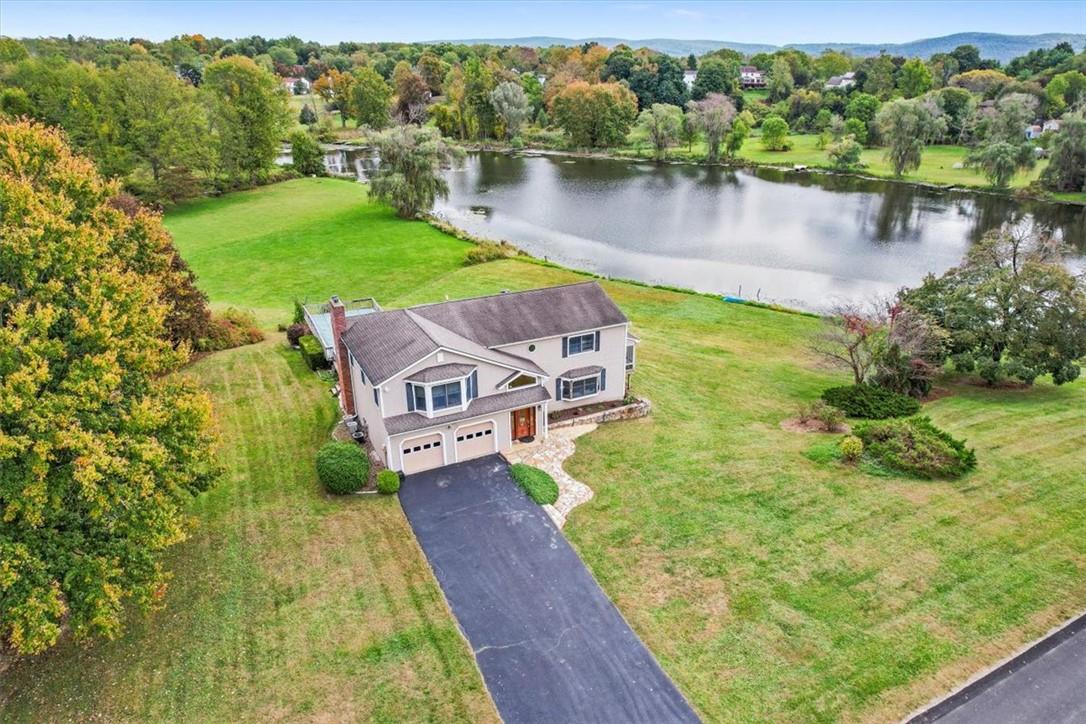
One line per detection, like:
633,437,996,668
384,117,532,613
449,140,1086,207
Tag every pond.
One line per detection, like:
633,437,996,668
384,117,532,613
431,152,1085,311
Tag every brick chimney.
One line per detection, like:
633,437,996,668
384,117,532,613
329,296,355,416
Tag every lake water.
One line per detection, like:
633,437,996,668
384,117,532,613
432,152,1085,311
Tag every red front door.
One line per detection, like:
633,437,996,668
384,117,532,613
512,407,535,439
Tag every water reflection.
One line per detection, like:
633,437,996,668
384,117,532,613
432,152,1084,310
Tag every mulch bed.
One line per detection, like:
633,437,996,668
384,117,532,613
779,418,851,434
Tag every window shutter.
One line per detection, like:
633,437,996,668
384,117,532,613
469,370,478,400
594,330,600,351
555,378,561,400
561,336,568,357
600,368,606,391
406,383,414,412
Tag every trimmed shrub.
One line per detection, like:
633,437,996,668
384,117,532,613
854,416,976,479
509,463,559,505
839,435,864,462
376,469,400,494
465,241,514,266
298,334,327,370
200,308,265,352
822,384,921,419
316,441,370,494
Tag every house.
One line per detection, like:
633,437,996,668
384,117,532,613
322,282,638,474
683,69,698,89
739,65,766,89
1042,119,1061,133
282,76,311,94
824,71,856,91
1026,124,1044,140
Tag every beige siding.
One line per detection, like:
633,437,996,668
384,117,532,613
375,349,529,419
495,324,629,412
349,351,390,459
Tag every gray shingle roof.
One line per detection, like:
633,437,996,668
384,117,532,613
383,385,551,436
342,282,622,385
341,309,437,384
559,365,603,379
405,363,475,383
410,281,627,347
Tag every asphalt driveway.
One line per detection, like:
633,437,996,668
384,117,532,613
399,455,699,724
912,612,1086,723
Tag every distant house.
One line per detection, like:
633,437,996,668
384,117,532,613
683,69,697,89
317,282,638,474
824,72,856,91
1026,120,1062,140
739,66,766,89
282,77,311,95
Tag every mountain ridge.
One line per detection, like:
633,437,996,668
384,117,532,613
423,32,1085,63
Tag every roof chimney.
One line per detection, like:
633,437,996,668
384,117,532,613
329,296,355,416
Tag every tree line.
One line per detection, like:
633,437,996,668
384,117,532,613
2,34,1084,204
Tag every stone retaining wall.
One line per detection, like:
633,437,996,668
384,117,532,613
548,398,651,430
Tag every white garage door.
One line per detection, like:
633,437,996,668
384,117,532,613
455,421,495,462
401,432,445,474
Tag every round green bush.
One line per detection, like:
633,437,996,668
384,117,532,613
509,463,559,505
854,416,976,479
376,469,400,495
316,441,369,494
839,435,863,462
822,384,921,419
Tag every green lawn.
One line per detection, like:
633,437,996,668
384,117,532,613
622,131,1050,190
0,339,497,722
164,178,471,325
6,179,1083,721
393,260,1086,722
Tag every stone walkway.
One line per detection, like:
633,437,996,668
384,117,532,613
504,423,598,528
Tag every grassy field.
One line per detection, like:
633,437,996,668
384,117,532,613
621,130,1051,190
164,178,470,325
5,179,1083,722
0,339,497,722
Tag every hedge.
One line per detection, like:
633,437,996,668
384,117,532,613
509,463,559,505
298,334,326,370
316,441,369,494
376,469,400,494
822,384,921,419
854,416,976,479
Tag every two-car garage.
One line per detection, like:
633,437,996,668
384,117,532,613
399,420,497,475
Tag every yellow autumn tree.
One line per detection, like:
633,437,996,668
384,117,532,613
0,119,219,655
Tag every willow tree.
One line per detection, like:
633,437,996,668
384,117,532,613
0,120,218,654
369,125,462,218
687,93,736,162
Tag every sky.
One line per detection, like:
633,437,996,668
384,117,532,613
1,0,1083,45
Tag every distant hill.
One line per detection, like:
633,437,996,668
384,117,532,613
429,32,1085,63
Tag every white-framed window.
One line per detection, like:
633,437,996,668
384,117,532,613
561,375,599,400
625,342,635,371
431,381,463,411
566,332,596,355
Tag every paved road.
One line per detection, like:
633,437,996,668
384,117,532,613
400,455,699,724
913,613,1086,723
